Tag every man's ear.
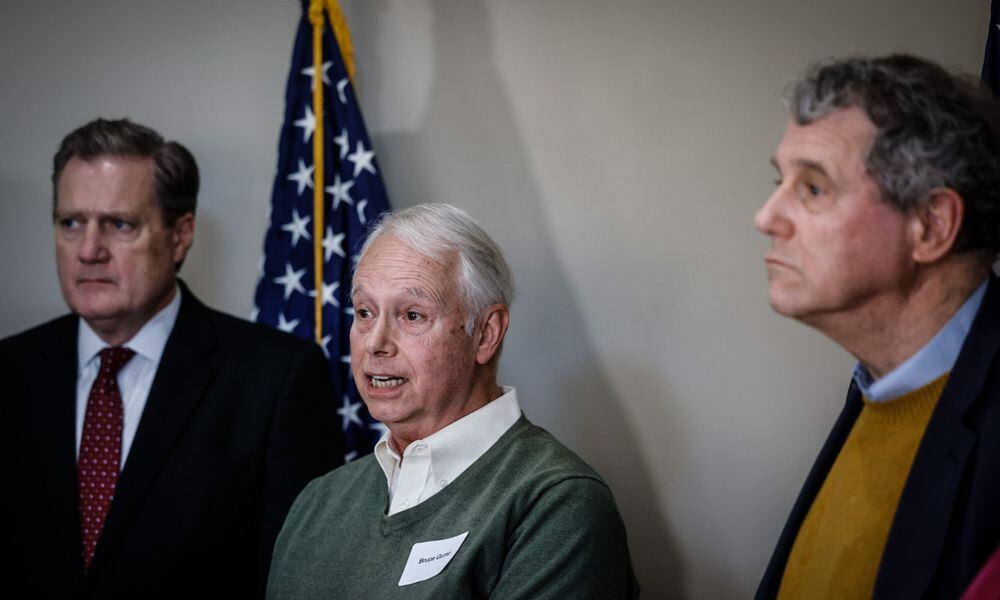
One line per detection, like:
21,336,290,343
475,304,509,365
171,212,196,265
909,188,964,264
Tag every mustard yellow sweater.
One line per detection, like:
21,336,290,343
777,374,948,599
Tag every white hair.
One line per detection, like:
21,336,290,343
354,203,515,333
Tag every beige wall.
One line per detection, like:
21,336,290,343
0,0,987,596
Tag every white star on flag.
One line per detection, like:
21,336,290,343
337,78,349,104
301,60,332,89
356,199,369,225
325,173,355,209
323,226,346,261
274,263,307,300
309,281,340,308
277,312,300,333
293,105,316,143
338,395,364,430
281,209,312,247
319,334,332,358
334,128,349,159
347,141,376,177
287,159,314,196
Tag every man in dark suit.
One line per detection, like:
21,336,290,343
0,118,341,599
754,55,1000,599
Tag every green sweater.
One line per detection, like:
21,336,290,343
266,416,639,599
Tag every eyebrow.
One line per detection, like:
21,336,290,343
771,157,831,178
52,209,140,222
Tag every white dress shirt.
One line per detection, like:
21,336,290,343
374,386,521,515
75,285,182,467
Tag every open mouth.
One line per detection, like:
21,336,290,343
369,375,407,389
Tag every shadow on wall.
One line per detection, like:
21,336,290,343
353,0,685,596
184,212,225,307
0,175,65,336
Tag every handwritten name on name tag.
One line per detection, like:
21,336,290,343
397,531,470,586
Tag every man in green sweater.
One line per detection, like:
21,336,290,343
267,203,639,599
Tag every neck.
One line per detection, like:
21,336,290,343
390,371,503,454
87,283,178,347
815,261,987,379
88,315,150,347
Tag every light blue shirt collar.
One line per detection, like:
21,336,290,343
853,279,988,403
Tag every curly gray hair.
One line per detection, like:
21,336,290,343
789,54,1000,256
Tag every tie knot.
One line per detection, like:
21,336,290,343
99,346,136,376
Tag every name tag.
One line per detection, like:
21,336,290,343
397,531,470,586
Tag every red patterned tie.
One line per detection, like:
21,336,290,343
78,346,135,570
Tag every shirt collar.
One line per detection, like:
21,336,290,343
374,386,522,486
853,278,988,402
77,284,183,371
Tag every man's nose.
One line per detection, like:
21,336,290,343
365,314,396,356
754,188,792,238
78,224,109,263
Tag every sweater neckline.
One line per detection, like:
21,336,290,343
377,415,530,533
860,373,948,424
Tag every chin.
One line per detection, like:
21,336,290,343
68,299,124,322
767,283,810,316
767,289,793,315
361,397,394,422
768,300,791,317
769,296,833,326
768,297,804,318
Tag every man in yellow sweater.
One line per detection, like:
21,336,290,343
754,55,1000,599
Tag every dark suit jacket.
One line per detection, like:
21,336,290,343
0,283,342,599
757,277,1000,599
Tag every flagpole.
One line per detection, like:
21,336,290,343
326,0,356,83
309,0,326,344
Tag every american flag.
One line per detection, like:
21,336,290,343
983,0,1000,95
253,0,391,462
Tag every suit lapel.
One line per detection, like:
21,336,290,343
90,285,219,570
29,316,88,577
875,277,1000,599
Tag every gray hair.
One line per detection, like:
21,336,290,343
354,203,515,333
788,54,1000,256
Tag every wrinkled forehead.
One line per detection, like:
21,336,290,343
775,109,877,176
54,155,160,213
351,235,460,304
